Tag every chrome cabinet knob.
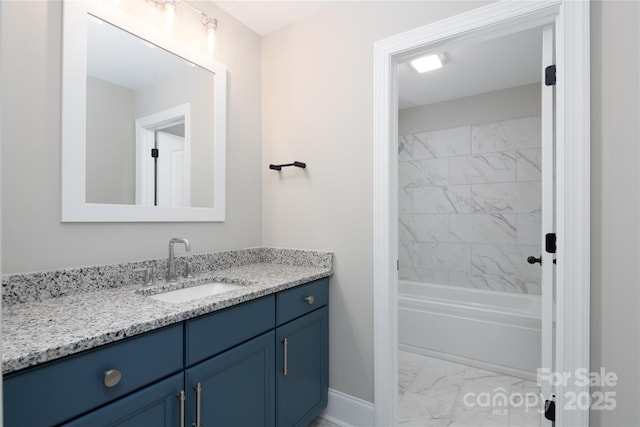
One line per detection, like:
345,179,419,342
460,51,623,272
103,369,122,387
304,296,314,305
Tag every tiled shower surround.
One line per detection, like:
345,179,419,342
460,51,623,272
398,116,542,294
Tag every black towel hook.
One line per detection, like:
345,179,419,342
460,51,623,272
269,161,306,171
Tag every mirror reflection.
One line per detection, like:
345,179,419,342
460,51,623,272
85,15,215,208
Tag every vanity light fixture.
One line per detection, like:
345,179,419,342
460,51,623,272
144,0,179,31
144,0,220,56
202,16,218,56
409,53,446,73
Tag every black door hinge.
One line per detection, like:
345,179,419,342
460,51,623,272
544,398,556,421
545,233,557,254
151,148,159,158
545,65,556,86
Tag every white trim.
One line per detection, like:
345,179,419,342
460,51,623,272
61,0,226,222
553,2,590,426
0,0,4,420
319,388,374,427
373,1,589,426
540,24,555,427
135,104,191,206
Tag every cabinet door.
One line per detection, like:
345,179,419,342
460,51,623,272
186,331,275,427
276,306,329,427
3,324,183,427
62,373,183,427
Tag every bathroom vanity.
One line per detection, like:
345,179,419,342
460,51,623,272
2,248,332,427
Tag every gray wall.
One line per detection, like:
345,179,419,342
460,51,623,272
262,0,491,404
85,77,136,205
1,0,263,273
399,83,541,135
262,1,640,422
590,1,640,426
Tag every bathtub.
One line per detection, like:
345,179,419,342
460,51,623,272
398,280,541,380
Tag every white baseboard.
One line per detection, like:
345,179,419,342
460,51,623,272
319,388,375,427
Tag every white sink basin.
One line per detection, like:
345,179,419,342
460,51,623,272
149,282,243,303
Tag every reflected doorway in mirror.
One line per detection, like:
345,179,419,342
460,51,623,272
135,104,191,207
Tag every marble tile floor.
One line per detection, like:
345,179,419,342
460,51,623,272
399,350,542,427
308,416,342,427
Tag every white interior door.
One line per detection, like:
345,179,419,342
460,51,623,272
540,24,556,427
157,131,188,207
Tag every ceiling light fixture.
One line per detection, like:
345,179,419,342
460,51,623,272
409,53,446,73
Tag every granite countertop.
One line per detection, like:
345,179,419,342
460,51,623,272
2,249,332,375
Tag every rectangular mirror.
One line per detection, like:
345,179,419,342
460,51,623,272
62,1,226,221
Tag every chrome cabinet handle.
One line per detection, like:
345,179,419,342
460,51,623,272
304,296,314,305
177,390,185,427
103,369,122,387
193,383,202,427
283,338,288,376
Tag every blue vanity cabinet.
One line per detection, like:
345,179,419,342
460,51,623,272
3,324,183,427
185,295,275,366
276,278,329,427
3,278,329,427
276,278,329,326
61,373,184,427
183,295,276,427
185,331,276,427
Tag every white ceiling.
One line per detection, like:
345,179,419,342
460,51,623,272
213,1,335,36
208,2,544,108
398,26,544,109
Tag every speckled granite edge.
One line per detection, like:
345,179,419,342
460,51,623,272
2,264,331,374
2,247,333,306
258,247,334,270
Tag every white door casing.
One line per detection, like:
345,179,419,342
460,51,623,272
540,24,555,427
135,104,191,206
372,1,589,426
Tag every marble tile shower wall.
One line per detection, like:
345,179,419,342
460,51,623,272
398,116,542,294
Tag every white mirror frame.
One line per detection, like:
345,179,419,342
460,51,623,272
61,0,226,222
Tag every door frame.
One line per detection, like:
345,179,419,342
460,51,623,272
372,1,590,426
135,104,191,206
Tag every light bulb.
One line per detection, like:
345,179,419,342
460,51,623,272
207,28,215,54
202,17,218,56
165,1,176,32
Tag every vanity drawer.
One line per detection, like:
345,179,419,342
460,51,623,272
185,295,275,366
276,278,329,326
3,323,183,427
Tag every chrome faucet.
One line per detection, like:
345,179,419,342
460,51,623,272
168,238,191,282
